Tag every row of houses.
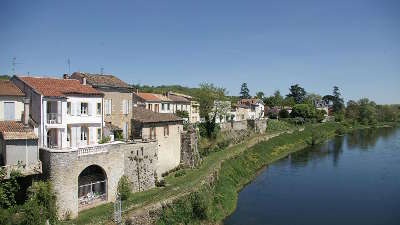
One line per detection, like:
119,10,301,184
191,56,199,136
0,73,196,218
213,98,265,123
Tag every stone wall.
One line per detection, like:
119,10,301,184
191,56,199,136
40,140,159,219
123,141,158,192
220,119,267,133
180,129,201,168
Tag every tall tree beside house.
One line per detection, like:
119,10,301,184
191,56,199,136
263,90,283,107
287,84,306,104
255,91,264,99
239,83,251,99
323,86,345,113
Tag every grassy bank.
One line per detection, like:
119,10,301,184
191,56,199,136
156,123,340,224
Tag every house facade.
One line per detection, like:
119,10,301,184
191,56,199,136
11,76,104,150
167,92,200,123
71,72,134,140
132,92,174,114
131,106,183,177
0,80,41,177
238,98,265,120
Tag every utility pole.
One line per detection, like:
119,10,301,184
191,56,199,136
100,66,104,75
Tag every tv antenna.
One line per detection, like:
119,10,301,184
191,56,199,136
100,66,104,75
11,57,23,76
67,58,71,75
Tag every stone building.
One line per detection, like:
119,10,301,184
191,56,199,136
71,72,135,140
131,106,183,177
132,92,174,114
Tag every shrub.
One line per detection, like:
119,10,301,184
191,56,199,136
290,104,315,119
117,176,132,201
155,180,166,187
279,109,290,118
98,136,111,144
174,170,186,177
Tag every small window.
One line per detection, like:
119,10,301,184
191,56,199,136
167,103,170,110
81,103,88,115
163,126,169,136
97,128,101,141
162,103,165,111
67,102,71,115
97,103,102,115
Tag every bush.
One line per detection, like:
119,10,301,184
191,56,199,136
174,170,186,178
155,180,166,187
98,136,110,144
117,176,132,201
279,109,290,118
290,104,315,119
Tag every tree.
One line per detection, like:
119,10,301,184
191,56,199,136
323,86,344,113
262,90,283,108
345,100,360,122
358,98,377,125
239,83,251,99
255,91,264,99
195,83,227,119
287,84,306,104
290,104,315,119
279,109,290,118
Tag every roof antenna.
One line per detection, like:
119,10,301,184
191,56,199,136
100,66,104,75
67,58,71,75
11,57,22,76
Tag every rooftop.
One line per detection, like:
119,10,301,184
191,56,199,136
0,121,37,140
0,80,25,97
71,72,131,88
132,106,183,123
17,76,103,97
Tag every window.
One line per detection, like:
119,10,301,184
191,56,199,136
4,102,15,120
67,102,71,115
97,128,101,141
81,103,88,115
149,127,156,140
148,104,153,111
162,103,165,111
122,100,129,115
104,99,112,115
167,103,170,110
81,126,88,141
97,103,102,115
67,127,71,142
163,126,169,136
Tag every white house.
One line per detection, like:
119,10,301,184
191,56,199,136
238,98,265,120
11,76,104,150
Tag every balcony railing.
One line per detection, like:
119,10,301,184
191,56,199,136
78,144,109,156
47,113,62,124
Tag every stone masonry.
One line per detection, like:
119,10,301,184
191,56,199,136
180,128,201,168
123,141,158,192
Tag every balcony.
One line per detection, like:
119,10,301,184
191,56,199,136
47,113,62,124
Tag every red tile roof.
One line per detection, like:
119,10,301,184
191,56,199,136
133,92,163,102
0,121,37,140
132,107,183,123
71,72,131,88
0,80,25,96
18,76,103,97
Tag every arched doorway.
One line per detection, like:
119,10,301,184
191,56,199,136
78,165,107,208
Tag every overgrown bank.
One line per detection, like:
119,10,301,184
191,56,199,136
155,123,341,224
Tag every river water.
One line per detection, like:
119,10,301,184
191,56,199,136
224,127,400,225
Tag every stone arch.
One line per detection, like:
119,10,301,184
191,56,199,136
77,164,108,208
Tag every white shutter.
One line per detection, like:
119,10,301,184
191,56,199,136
88,102,93,116
104,100,108,115
77,102,81,116
89,127,95,144
77,126,81,146
128,100,132,114
122,100,126,114
108,99,112,115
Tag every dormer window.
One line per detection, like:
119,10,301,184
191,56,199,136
81,103,88,115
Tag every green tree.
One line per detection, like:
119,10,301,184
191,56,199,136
263,90,283,107
323,86,344,113
287,84,306,104
239,83,251,99
290,104,315,119
358,98,377,125
345,100,360,121
195,83,227,119
255,91,264,99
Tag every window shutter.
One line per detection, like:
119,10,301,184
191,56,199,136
108,99,112,115
122,100,126,114
77,126,81,146
104,100,108,115
77,102,81,116
88,102,93,116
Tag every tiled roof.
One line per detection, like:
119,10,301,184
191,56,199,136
0,121,37,140
18,76,103,97
71,72,130,88
132,107,183,123
168,94,190,103
153,94,173,102
239,98,263,105
133,92,163,102
0,80,25,96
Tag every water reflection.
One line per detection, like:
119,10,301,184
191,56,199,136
289,127,398,168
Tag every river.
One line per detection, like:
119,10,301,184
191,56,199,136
224,127,400,225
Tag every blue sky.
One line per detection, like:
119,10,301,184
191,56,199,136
0,0,399,104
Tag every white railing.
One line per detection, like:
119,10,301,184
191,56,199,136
47,113,62,124
78,145,109,156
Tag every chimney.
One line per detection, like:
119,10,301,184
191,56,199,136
23,98,30,126
63,74,68,79
82,77,87,85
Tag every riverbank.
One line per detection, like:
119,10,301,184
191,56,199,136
66,121,397,225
